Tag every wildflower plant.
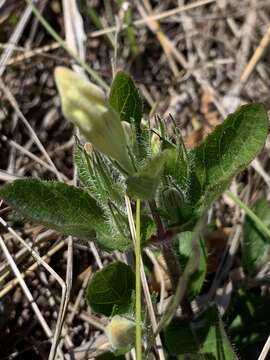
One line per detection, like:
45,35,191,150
0,68,268,359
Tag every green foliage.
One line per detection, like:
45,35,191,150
164,146,191,193
109,71,143,132
126,151,169,200
96,353,125,360
74,140,125,207
227,291,270,352
189,104,268,213
1,65,269,359
160,185,193,227
164,306,237,359
86,262,135,316
94,221,132,252
0,179,133,252
74,142,93,189
176,231,207,299
242,198,270,275
74,141,134,251
0,179,103,241
161,146,194,226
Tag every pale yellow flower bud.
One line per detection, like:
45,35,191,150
84,142,93,156
54,67,133,174
151,132,161,154
106,315,136,350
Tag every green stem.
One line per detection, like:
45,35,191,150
26,0,109,91
226,190,270,238
135,199,142,360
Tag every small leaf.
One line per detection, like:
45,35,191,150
95,221,132,252
176,231,207,299
109,71,143,132
160,186,193,226
0,179,103,241
227,291,270,352
74,141,125,207
96,353,125,360
86,262,135,316
164,306,237,359
164,147,191,193
74,141,93,190
141,214,156,243
190,104,268,212
242,199,270,275
126,151,168,200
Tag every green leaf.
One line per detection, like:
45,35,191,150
242,199,270,275
160,186,193,226
109,71,143,131
74,141,93,190
164,147,191,193
86,262,135,316
126,151,168,200
227,291,270,352
96,353,125,360
95,221,132,252
176,231,207,299
74,141,125,207
141,214,156,243
160,147,194,226
0,179,103,241
164,306,237,359
190,104,268,212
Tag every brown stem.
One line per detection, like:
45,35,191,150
148,200,193,319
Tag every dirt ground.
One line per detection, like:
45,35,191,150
1,0,270,359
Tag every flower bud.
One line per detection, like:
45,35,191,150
106,315,136,350
54,67,133,174
84,142,93,156
161,186,193,224
150,132,161,154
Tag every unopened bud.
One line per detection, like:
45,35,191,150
54,67,133,174
150,132,161,154
162,187,192,224
106,315,136,350
84,142,93,156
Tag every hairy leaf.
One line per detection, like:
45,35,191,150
95,221,132,252
164,147,191,193
86,262,135,316
165,306,237,359
74,142,93,190
109,71,143,131
74,141,125,207
0,179,103,241
126,151,168,200
176,231,207,299
190,104,268,212
242,199,270,275
227,292,270,352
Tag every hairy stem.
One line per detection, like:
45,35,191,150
149,200,180,288
148,200,193,318
135,199,142,360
